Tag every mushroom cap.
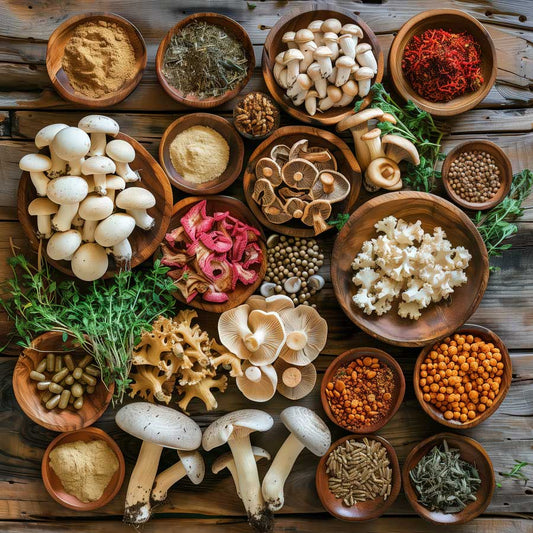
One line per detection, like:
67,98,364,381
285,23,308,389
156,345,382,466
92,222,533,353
106,138,136,163
71,243,109,281
280,406,331,456
78,115,120,136
82,155,116,176
28,197,58,216
283,48,304,64
116,402,202,450
314,46,333,59
281,158,318,190
336,107,384,132
79,195,114,221
202,409,274,451
289,139,309,160
296,73,313,91
284,197,306,218
236,362,278,402
106,174,126,191
262,197,292,225
115,187,156,210
323,31,338,43
382,134,420,165
47,176,89,205
177,450,205,485
301,199,332,229
246,294,294,313
366,157,402,189
212,446,271,474
46,229,82,260
274,359,317,401
94,212,136,247
356,42,372,55
308,20,324,32
361,127,382,142
321,18,342,34
51,127,91,160
310,170,351,203
255,157,282,186
341,23,364,38
341,80,359,97
355,66,375,81
326,85,342,101
282,31,296,44
19,153,52,172
274,51,286,65
294,28,314,43
306,62,322,80
270,144,290,165
35,123,68,149
336,55,356,69
252,178,277,207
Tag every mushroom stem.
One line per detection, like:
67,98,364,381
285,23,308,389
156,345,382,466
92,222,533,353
244,332,265,352
127,208,155,230
49,151,66,176
89,132,107,157
245,365,262,383
320,173,335,194
29,171,50,197
151,460,187,503
262,433,305,511
52,203,80,232
286,331,308,351
282,367,302,388
36,215,53,239
82,219,97,242
124,441,163,525
68,158,83,176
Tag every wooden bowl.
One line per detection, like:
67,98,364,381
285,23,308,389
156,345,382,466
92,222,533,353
331,192,489,347
262,3,384,126
414,324,512,429
18,132,173,279
156,13,255,108
42,427,125,510
46,13,147,107
243,125,362,238
164,196,267,313
402,433,495,525
320,348,405,434
316,434,401,521
159,113,244,194
12,332,114,433
233,92,281,141
389,9,497,117
442,141,513,211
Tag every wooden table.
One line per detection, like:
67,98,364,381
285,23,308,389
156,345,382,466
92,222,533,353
0,1,532,532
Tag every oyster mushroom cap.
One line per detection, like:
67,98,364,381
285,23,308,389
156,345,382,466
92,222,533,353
301,199,332,234
274,359,317,400
247,294,294,313
300,147,337,172
236,361,278,402
255,157,282,186
252,178,277,207
382,134,420,165
310,170,351,203
284,197,306,219
288,139,309,160
281,158,318,190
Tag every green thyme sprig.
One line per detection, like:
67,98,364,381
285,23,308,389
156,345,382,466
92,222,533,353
328,213,350,231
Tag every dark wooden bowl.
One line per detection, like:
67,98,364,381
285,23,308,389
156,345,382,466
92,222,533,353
331,192,489,347
18,132,173,279
320,348,405,434
233,92,281,141
42,426,125,510
243,125,362,238
12,332,114,433
46,13,147,107
389,9,497,117
262,3,384,126
156,13,255,108
316,434,401,521
159,113,244,194
414,323,512,429
442,141,513,211
402,433,495,525
164,196,267,313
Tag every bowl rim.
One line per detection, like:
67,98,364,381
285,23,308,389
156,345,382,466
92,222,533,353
413,323,512,429
320,347,406,433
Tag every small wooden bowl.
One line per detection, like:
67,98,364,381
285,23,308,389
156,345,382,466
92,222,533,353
13,332,114,433
46,13,147,107
42,427,125,511
159,113,244,194
442,141,513,211
18,132,173,279
389,9,496,117
164,196,267,313
316,434,401,521
402,433,495,525
414,324,512,429
233,92,281,141
156,13,255,108
262,3,384,126
331,192,489,347
243,125,362,238
320,348,405,434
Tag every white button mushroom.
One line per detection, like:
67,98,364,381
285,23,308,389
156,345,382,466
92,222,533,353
307,20,324,46
28,198,58,238
304,89,319,116
321,18,342,35
78,194,114,242
94,212,136,247
273,52,288,89
46,229,82,261
115,187,156,230
71,242,109,281
313,46,333,78
356,42,378,74
81,155,116,196
19,153,52,197
47,176,89,232
355,66,375,97
105,174,126,202
35,123,68,178
78,115,120,156
282,48,304,87
336,80,359,107
338,34,356,59
294,29,317,72
51,127,91,176
306,62,327,99
108,238,133,265
105,139,138,182
334,55,356,87
281,31,297,50
287,73,312,107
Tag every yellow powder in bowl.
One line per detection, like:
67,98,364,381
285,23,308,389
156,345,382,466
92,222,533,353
170,125,230,184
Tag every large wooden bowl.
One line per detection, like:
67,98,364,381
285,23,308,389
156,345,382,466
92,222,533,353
389,9,497,117
13,332,114,433
414,324,512,429
262,3,383,126
316,434,401,521
243,126,362,238
159,113,244,194
42,427,125,510
164,196,267,314
402,433,495,525
18,132,173,279
156,13,255,109
46,13,147,108
331,192,489,347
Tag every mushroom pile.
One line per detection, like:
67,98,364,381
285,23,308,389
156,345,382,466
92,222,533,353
252,139,351,234
337,107,420,191
218,294,326,402
273,18,378,115
21,115,157,281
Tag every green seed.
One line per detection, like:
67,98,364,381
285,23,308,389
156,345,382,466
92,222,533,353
48,382,64,395
36,359,47,373
37,381,52,391
73,396,84,410
63,354,75,371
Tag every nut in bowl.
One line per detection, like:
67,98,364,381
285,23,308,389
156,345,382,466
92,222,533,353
233,92,281,140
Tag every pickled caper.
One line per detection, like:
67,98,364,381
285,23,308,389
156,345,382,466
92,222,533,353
45,394,61,410
48,382,64,394
78,355,92,369
37,381,52,391
29,371,46,382
84,365,100,377
72,367,83,380
71,383,84,398
73,396,84,410
63,354,75,371
36,359,47,373
58,390,71,410
52,367,69,383
64,375,74,386
46,353,55,373
54,356,63,373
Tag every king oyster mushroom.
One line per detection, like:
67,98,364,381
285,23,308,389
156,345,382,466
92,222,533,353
382,134,420,166
310,170,350,203
274,359,317,400
301,199,332,234
236,361,278,402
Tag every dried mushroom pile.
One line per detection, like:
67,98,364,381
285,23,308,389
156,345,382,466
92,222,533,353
252,139,351,234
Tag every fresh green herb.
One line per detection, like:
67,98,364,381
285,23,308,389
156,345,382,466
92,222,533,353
496,460,530,488
0,255,177,403
247,2,257,9
328,213,350,231
355,83,447,192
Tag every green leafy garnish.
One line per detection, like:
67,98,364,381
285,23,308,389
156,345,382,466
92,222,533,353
496,460,530,488
247,2,257,9
328,213,350,231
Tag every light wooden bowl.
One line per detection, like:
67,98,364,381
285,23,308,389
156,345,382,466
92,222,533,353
389,9,496,117
156,13,255,108
414,324,512,429
42,427,125,511
243,125,362,238
320,348,405,434
46,13,147,107
442,141,513,211
262,3,384,126
331,192,489,347
13,332,114,433
402,433,495,525
316,434,401,521
18,132,173,279
159,113,244,194
164,196,267,313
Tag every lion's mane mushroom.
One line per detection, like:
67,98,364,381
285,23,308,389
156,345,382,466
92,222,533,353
19,153,52,197
115,187,156,230
47,176,89,232
282,158,318,190
382,134,420,166
274,359,317,400
106,139,138,182
78,115,119,156
262,406,330,511
151,450,205,503
203,410,274,532
51,126,91,176
255,158,282,186
35,123,68,178
116,402,202,525
28,198,58,238
71,242,109,281
236,361,278,402
301,199,331,234
46,229,82,261
310,170,350,203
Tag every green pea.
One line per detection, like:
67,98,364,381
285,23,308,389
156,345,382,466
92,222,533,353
71,383,84,398
72,367,83,380
64,375,74,386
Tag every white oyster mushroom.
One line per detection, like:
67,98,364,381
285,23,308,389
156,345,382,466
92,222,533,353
246,294,294,313
106,139,138,182
46,229,82,261
78,195,114,242
78,115,120,156
51,127,91,176
19,153,52,197
94,213,136,248
28,198,58,239
71,242,108,281
115,187,156,230
35,123,68,177
274,359,317,401
47,176,89,232
81,156,116,196
236,362,278,402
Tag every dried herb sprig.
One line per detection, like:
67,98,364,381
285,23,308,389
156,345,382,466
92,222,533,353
328,213,350,231
497,460,530,488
